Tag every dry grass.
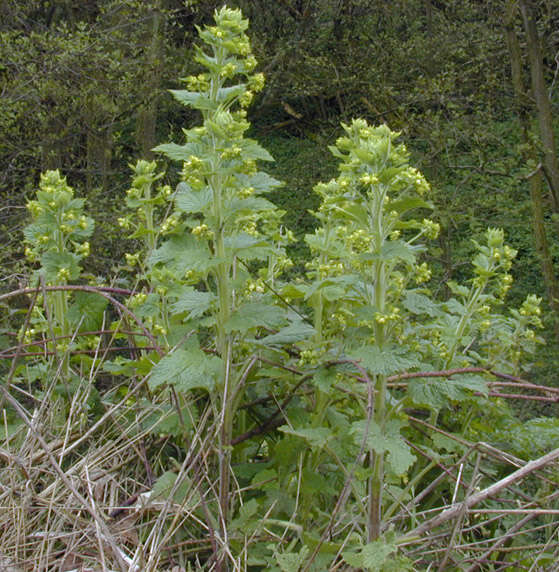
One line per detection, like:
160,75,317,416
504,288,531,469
1,334,558,570
0,363,219,572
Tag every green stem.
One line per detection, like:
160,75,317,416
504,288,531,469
445,283,484,369
368,210,388,541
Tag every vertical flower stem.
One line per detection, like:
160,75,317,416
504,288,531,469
369,258,388,541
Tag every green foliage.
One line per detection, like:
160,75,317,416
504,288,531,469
21,171,98,370
3,4,559,570
24,170,94,283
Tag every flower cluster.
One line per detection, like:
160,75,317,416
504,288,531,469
24,170,94,283
472,228,517,297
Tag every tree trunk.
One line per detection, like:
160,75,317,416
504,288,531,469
518,0,559,212
86,125,112,193
136,1,164,159
505,0,559,341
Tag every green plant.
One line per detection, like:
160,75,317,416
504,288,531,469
22,170,96,370
144,7,294,566
260,119,544,569
4,6,558,571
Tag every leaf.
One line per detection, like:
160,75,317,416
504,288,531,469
505,417,559,457
231,498,259,532
216,84,246,105
170,287,214,319
274,546,309,572
149,338,222,392
312,368,337,393
334,201,369,227
224,232,269,257
133,292,161,319
279,426,334,449
175,183,212,214
305,232,345,257
225,302,285,333
443,297,465,315
348,345,420,375
447,281,469,297
151,470,176,499
236,171,283,192
151,470,200,508
259,320,315,346
169,89,215,110
351,419,415,475
148,234,214,274
304,275,358,301
388,195,432,215
154,142,198,161
231,499,261,534
403,290,442,317
40,251,81,281
227,196,276,217
67,291,109,331
240,139,275,162
359,240,416,264
343,540,395,570
408,374,488,410
251,468,278,491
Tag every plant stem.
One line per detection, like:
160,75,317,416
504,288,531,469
368,197,388,541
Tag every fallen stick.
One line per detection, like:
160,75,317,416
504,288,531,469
402,447,559,541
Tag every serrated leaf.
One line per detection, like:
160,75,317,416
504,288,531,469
151,470,176,499
343,539,397,571
382,239,418,263
274,546,309,572
236,171,283,192
348,345,420,375
431,432,467,454
280,283,307,300
231,498,259,532
334,201,369,226
360,240,416,264
279,426,334,449
148,234,214,274
351,419,415,475
312,368,337,393
408,374,488,410
170,287,214,319
224,232,268,255
403,290,442,317
216,84,246,105
41,251,81,281
443,298,465,316
304,275,358,301
149,338,222,392
225,302,285,333
259,320,315,346
154,142,197,161
447,281,469,297
23,222,50,243
251,468,278,491
169,89,215,110
227,196,276,217
175,183,212,214
67,291,109,331
241,139,274,162
388,195,432,214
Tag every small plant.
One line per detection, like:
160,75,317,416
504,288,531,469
118,159,173,341
23,170,95,371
